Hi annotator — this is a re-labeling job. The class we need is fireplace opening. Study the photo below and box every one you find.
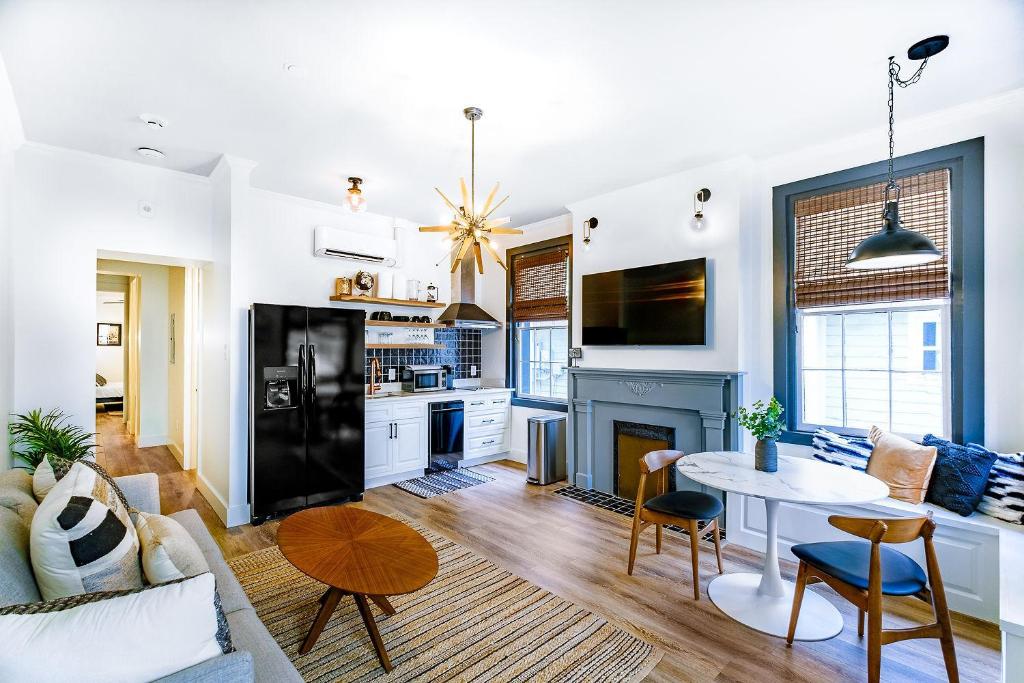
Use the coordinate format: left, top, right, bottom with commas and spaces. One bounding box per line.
613, 421, 675, 502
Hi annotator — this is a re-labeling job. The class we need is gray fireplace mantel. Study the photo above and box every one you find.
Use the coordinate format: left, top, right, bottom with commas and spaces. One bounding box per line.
566, 367, 743, 493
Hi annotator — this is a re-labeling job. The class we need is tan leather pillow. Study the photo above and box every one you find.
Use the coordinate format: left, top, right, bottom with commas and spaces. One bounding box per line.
866, 426, 938, 504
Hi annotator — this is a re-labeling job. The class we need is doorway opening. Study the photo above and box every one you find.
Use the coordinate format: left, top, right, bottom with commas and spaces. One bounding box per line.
95, 258, 200, 476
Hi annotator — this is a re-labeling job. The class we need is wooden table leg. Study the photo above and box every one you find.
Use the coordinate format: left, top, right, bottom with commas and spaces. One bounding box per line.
370, 594, 396, 615
354, 593, 393, 672
318, 588, 331, 605
300, 587, 343, 655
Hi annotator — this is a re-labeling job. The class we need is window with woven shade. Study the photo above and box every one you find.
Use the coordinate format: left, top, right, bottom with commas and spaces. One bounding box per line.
511, 247, 569, 321
793, 168, 951, 309
508, 239, 571, 406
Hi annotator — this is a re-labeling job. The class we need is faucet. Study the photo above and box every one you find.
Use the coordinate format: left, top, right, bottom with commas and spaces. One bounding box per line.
368, 357, 383, 396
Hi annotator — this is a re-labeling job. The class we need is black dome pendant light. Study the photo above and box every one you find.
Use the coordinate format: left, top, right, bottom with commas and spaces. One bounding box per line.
846, 35, 949, 270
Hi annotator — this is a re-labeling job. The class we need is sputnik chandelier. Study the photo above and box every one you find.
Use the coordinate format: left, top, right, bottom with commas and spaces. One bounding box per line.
419, 107, 522, 274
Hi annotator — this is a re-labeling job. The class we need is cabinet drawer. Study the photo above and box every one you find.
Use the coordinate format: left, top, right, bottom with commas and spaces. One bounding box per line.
466, 394, 510, 413
393, 402, 426, 420
365, 404, 391, 424
468, 411, 507, 430
467, 433, 505, 452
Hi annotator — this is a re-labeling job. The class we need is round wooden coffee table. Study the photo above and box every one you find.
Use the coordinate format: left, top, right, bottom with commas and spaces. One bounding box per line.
278, 506, 438, 671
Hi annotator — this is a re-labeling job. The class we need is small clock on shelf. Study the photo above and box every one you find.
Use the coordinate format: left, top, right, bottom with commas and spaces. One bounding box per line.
353, 271, 375, 296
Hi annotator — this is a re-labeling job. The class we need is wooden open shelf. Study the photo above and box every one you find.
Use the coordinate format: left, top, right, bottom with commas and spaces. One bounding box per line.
366, 320, 447, 329
329, 294, 446, 308
365, 343, 445, 350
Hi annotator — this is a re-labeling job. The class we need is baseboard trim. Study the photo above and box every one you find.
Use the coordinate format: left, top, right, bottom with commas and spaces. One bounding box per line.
196, 471, 229, 526
508, 447, 527, 464
135, 434, 170, 448
167, 442, 185, 468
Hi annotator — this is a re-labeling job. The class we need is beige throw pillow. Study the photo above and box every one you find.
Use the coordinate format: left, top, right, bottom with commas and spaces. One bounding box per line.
866, 426, 938, 504
135, 511, 210, 585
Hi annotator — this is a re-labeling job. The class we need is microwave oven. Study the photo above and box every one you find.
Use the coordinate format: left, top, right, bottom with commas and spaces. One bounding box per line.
401, 365, 447, 393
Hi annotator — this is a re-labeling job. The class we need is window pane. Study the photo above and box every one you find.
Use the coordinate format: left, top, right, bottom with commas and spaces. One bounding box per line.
515, 321, 568, 401
892, 372, 944, 436
801, 370, 843, 427
800, 314, 842, 369
892, 309, 942, 372
844, 370, 890, 430
843, 312, 889, 370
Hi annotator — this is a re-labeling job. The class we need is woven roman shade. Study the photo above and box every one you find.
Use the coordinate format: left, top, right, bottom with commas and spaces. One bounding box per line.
512, 247, 569, 321
793, 168, 950, 309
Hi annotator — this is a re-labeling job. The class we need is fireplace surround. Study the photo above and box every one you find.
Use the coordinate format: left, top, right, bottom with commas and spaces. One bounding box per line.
567, 368, 743, 507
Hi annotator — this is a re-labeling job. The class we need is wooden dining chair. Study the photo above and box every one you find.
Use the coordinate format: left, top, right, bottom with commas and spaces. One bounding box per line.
626, 450, 724, 599
786, 514, 958, 683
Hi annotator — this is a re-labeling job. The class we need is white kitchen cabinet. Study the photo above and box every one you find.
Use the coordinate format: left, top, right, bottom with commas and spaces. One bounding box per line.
392, 417, 427, 473
364, 401, 427, 487
364, 420, 393, 479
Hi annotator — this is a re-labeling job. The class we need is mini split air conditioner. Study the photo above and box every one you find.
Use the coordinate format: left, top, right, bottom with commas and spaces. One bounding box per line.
313, 226, 399, 267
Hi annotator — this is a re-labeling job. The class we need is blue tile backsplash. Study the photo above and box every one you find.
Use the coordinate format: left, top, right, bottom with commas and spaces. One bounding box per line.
364, 328, 482, 384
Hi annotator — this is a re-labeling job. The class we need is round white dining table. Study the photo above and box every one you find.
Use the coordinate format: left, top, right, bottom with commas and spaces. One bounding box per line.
677, 450, 890, 641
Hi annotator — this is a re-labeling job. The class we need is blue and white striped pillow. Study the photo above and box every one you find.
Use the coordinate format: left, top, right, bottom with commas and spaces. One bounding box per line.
811, 428, 872, 471
974, 448, 1024, 525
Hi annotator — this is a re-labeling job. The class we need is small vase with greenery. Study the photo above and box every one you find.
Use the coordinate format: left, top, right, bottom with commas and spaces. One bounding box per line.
8, 409, 96, 473
736, 398, 785, 473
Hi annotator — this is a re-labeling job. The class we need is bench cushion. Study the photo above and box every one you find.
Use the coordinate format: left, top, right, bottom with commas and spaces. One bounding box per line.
644, 491, 723, 520
792, 540, 927, 596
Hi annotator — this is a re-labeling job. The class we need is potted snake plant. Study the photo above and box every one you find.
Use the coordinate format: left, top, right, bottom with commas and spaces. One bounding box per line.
737, 398, 785, 473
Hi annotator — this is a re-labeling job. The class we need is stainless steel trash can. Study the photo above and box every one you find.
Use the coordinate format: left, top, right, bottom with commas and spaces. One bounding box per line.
527, 414, 567, 485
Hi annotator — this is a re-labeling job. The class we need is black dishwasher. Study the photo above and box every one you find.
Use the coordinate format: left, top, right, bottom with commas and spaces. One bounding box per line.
429, 400, 464, 468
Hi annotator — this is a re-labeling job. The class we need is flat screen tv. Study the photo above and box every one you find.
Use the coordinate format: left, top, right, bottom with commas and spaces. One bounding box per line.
581, 257, 706, 346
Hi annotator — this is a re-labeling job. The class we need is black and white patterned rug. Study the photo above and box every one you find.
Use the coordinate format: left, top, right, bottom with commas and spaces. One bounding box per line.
394, 465, 495, 499
553, 485, 724, 539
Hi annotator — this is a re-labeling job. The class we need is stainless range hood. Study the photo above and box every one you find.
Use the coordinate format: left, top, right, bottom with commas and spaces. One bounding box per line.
437, 253, 502, 329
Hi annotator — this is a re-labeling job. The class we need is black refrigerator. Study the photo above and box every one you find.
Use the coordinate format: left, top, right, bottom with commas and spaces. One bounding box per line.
249, 304, 365, 522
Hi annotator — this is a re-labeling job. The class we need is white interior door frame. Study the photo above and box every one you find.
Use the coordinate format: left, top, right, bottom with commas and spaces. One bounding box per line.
181, 265, 202, 471
126, 275, 141, 439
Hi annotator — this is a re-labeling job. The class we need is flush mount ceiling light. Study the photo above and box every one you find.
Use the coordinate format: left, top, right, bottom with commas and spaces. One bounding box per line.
691, 188, 711, 231
344, 177, 367, 213
138, 113, 168, 130
582, 217, 598, 251
419, 107, 523, 274
136, 147, 165, 159
847, 35, 949, 270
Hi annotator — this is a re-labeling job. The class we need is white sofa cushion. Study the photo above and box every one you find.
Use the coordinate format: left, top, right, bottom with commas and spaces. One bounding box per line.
0, 572, 231, 683
30, 462, 142, 600
135, 511, 209, 584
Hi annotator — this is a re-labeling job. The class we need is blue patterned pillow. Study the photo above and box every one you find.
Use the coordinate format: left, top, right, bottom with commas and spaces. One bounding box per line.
973, 448, 1024, 525
923, 435, 998, 516
811, 429, 871, 471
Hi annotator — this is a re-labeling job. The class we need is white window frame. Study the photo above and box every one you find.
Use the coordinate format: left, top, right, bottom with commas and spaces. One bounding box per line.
794, 298, 952, 440
514, 319, 569, 403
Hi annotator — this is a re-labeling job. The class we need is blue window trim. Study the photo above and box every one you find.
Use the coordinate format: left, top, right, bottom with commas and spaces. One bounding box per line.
772, 138, 984, 446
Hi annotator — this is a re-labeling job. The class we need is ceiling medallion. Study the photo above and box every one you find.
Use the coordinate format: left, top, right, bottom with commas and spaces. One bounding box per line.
419, 107, 523, 274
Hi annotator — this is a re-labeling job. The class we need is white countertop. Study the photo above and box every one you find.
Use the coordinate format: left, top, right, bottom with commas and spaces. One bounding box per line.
364, 386, 511, 403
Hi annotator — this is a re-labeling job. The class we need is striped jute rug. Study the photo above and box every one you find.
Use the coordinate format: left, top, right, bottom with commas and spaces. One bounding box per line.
228, 519, 662, 682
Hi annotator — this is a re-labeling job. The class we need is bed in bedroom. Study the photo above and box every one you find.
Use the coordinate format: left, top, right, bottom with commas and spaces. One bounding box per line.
96, 374, 124, 411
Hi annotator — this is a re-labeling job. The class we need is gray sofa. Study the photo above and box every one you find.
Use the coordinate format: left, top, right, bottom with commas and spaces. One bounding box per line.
0, 468, 301, 683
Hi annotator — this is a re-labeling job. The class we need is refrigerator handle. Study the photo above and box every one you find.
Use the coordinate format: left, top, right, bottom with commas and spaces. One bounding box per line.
308, 344, 317, 400
298, 344, 306, 406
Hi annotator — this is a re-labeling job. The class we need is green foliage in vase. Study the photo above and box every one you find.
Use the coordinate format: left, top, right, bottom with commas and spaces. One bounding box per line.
737, 398, 785, 442
8, 409, 96, 472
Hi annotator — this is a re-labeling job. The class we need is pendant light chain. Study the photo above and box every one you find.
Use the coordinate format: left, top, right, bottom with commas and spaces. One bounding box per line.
885, 56, 930, 204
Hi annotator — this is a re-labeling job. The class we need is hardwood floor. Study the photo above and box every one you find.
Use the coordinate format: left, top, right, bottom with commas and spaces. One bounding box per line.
96, 412, 1001, 682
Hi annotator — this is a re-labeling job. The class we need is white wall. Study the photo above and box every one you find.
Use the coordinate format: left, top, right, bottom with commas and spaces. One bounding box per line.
167, 267, 185, 462
11, 144, 211, 434
0, 53, 23, 469
94, 291, 125, 384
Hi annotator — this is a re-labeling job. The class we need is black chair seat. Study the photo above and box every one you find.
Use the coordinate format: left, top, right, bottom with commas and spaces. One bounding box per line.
791, 541, 927, 596
643, 491, 723, 520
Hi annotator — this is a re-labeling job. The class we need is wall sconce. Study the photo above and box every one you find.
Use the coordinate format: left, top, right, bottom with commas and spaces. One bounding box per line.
582, 217, 598, 251
691, 188, 710, 230
344, 177, 367, 213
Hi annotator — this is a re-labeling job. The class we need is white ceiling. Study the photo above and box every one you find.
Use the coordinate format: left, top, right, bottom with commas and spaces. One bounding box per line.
1, 1, 1021, 225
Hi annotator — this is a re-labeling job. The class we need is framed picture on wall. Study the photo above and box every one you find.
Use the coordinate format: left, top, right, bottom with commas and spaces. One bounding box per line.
97, 323, 122, 346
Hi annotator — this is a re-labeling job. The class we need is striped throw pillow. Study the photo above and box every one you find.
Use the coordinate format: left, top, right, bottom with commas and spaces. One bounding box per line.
811, 428, 872, 471
30, 462, 143, 600
975, 449, 1024, 525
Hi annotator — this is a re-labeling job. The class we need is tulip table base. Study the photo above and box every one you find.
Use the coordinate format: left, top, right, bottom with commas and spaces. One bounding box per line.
707, 573, 844, 641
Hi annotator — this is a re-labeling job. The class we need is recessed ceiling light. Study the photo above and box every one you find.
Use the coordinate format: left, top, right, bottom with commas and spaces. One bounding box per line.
139, 113, 168, 129
282, 63, 307, 78
136, 147, 165, 159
